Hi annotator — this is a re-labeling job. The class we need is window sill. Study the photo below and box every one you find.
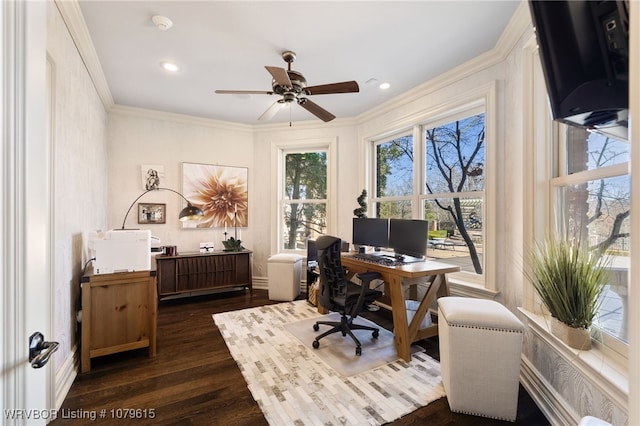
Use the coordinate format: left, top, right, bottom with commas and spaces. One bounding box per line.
448, 274, 499, 299
518, 307, 628, 410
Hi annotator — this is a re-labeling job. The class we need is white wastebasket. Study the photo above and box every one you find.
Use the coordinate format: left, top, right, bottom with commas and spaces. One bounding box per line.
267, 254, 303, 301
405, 300, 432, 328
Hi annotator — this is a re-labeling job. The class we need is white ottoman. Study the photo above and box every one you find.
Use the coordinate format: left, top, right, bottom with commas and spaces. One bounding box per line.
267, 254, 303, 301
437, 296, 524, 422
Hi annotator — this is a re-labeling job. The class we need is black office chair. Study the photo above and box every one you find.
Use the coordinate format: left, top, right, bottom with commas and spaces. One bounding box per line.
312, 235, 383, 356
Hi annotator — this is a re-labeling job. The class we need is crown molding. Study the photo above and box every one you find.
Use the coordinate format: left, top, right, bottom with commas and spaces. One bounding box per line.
54, 0, 114, 110
494, 1, 532, 62
109, 105, 254, 132
111, 102, 358, 131
356, 0, 531, 125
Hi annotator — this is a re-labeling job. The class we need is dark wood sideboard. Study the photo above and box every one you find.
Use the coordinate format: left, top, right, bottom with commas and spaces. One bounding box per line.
155, 250, 252, 298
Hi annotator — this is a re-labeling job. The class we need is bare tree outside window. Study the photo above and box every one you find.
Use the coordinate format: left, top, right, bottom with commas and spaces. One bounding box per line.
373, 114, 486, 275
558, 126, 630, 342
425, 114, 485, 274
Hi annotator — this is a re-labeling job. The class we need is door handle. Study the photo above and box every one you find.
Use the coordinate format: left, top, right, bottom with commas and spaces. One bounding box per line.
29, 332, 59, 369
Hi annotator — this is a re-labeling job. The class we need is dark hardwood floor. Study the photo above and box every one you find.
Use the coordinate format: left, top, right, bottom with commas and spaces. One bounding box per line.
51, 289, 549, 425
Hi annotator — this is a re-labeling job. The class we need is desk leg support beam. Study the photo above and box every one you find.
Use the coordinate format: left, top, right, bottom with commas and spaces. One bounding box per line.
389, 275, 412, 361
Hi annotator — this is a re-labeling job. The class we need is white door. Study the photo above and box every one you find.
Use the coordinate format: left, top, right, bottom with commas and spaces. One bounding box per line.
1, 1, 55, 424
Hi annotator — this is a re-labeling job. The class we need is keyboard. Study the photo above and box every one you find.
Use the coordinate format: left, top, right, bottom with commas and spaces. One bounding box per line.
350, 252, 403, 266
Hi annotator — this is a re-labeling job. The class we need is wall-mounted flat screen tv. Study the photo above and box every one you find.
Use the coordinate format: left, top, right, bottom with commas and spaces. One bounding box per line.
528, 0, 629, 131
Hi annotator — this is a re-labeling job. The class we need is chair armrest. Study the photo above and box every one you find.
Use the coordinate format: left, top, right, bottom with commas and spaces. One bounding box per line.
355, 271, 382, 285
349, 272, 383, 315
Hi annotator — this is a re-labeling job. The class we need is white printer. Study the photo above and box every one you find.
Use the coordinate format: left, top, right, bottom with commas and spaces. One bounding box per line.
90, 230, 151, 274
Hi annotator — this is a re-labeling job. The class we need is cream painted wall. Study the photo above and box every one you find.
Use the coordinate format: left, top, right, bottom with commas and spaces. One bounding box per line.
106, 112, 360, 281
107, 111, 254, 256
47, 2, 108, 377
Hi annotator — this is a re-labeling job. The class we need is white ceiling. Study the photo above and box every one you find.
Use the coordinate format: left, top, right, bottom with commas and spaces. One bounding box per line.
77, 1, 520, 125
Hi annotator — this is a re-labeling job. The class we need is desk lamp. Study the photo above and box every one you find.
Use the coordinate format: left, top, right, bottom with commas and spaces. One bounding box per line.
119, 187, 203, 229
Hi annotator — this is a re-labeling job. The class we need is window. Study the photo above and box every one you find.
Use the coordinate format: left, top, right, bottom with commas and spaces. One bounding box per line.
553, 125, 630, 347
273, 138, 336, 255
373, 134, 414, 218
372, 109, 487, 278
423, 113, 485, 275
281, 151, 328, 250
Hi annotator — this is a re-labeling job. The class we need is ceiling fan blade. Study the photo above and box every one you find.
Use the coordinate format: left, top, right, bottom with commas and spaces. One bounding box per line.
258, 100, 284, 121
304, 81, 359, 95
265, 66, 292, 87
215, 90, 273, 95
297, 98, 335, 122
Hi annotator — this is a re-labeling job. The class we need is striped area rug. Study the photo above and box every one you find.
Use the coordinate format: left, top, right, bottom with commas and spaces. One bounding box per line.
213, 300, 445, 425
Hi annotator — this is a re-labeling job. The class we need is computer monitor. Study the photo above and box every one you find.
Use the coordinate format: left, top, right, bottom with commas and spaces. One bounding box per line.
388, 219, 429, 259
352, 218, 389, 249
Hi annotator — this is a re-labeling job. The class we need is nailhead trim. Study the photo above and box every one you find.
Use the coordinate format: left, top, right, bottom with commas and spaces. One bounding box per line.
446, 321, 523, 334
451, 408, 516, 422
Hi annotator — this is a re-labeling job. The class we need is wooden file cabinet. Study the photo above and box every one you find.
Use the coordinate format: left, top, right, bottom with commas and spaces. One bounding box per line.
80, 270, 157, 373
155, 250, 252, 299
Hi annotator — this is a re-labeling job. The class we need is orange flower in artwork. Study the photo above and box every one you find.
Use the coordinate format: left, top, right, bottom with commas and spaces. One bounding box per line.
182, 163, 248, 228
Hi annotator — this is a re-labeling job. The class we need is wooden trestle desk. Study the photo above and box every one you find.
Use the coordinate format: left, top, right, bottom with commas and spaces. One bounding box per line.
337, 255, 461, 362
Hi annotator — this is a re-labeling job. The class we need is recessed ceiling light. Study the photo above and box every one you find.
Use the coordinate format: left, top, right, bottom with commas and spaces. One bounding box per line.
161, 61, 179, 72
379, 82, 391, 90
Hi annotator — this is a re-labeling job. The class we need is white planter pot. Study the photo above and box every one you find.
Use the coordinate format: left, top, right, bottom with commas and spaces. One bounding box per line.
550, 317, 591, 350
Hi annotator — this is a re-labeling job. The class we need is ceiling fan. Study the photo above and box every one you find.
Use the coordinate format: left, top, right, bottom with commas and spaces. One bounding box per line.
215, 51, 359, 122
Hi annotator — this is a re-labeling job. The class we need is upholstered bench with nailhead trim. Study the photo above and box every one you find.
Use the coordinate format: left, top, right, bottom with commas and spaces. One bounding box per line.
437, 296, 524, 422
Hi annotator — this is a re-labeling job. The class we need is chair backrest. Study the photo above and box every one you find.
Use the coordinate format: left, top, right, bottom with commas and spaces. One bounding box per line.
316, 235, 348, 309
306, 239, 317, 263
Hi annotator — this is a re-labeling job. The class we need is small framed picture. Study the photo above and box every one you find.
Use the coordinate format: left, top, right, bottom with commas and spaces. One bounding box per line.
138, 203, 166, 224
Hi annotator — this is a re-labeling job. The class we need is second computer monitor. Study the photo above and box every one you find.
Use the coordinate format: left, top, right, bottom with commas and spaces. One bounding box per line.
389, 219, 429, 259
352, 217, 389, 249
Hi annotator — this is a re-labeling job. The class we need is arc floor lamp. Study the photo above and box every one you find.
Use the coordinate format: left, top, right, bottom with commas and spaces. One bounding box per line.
119, 187, 203, 230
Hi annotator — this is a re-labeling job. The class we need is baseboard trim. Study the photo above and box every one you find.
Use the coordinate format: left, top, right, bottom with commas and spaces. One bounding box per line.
252, 276, 310, 294
253, 276, 268, 290
520, 357, 574, 426
54, 345, 78, 410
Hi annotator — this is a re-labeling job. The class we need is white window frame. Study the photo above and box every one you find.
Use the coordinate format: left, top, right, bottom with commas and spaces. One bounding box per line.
418, 105, 488, 286
371, 130, 417, 217
521, 35, 630, 397
270, 137, 337, 255
552, 127, 630, 361
365, 82, 497, 295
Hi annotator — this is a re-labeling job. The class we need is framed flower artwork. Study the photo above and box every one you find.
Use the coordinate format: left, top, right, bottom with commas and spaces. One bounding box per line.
181, 162, 248, 229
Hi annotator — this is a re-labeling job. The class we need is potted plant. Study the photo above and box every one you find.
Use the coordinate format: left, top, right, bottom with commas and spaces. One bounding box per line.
353, 189, 368, 218
524, 235, 610, 350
